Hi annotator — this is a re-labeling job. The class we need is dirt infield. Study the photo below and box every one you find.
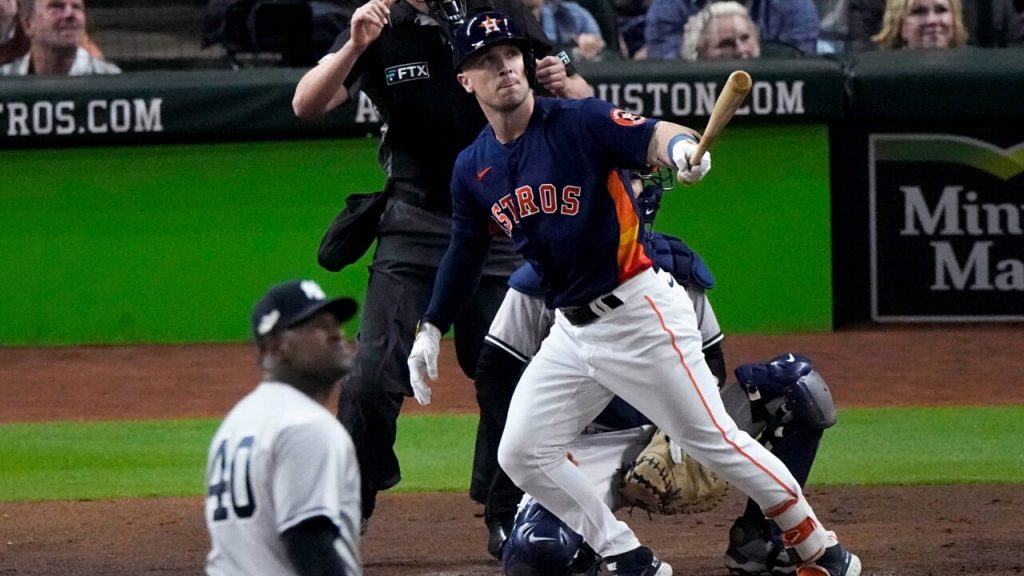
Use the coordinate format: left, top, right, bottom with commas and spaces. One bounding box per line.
1, 325, 1022, 575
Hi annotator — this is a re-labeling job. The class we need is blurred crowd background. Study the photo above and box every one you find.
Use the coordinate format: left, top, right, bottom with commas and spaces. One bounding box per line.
1, 0, 1021, 75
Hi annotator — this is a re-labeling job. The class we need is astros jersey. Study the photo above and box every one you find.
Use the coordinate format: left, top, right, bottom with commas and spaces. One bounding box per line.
442, 97, 657, 314
204, 382, 362, 576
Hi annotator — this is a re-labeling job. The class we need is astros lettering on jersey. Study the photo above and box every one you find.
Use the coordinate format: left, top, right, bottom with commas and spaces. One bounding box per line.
446, 97, 657, 313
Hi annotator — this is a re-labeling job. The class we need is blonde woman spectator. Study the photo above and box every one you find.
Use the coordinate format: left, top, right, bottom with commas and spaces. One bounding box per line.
872, 0, 968, 49
681, 1, 760, 60
851, 0, 1020, 50
0, 0, 119, 75
645, 0, 817, 60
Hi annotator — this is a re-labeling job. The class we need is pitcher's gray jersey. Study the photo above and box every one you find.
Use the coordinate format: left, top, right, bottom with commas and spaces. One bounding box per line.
205, 382, 362, 576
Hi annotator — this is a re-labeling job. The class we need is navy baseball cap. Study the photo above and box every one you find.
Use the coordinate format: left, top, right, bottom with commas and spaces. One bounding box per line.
452, 11, 532, 71
251, 279, 357, 339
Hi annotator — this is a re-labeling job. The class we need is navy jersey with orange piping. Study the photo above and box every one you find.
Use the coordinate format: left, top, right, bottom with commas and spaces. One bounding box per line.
422, 97, 657, 332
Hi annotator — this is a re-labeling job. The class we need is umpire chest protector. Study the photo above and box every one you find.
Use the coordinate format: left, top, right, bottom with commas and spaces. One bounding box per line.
343, 11, 485, 209
339, 0, 553, 213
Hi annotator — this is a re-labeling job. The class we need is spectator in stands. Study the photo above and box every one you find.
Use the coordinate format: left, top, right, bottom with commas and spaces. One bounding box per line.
1010, 2, 1024, 44
522, 0, 609, 60
611, 0, 651, 57
847, 0, 883, 49
851, 0, 1023, 50
0, 0, 118, 75
202, 0, 354, 66
871, 0, 967, 49
681, 0, 759, 60
1, 0, 30, 65
644, 0, 818, 60
813, 0, 849, 53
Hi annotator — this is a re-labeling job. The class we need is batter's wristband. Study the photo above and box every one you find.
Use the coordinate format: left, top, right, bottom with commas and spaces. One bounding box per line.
667, 133, 699, 169
556, 50, 579, 77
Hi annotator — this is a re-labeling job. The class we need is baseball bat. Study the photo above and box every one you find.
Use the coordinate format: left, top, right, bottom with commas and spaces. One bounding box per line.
689, 70, 752, 165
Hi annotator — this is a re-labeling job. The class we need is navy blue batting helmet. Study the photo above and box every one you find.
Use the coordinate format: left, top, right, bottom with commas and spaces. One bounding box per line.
453, 11, 533, 71
502, 499, 584, 576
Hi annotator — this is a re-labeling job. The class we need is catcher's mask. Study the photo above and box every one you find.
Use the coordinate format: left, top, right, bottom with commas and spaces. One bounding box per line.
452, 11, 534, 74
635, 167, 674, 231
425, 0, 466, 26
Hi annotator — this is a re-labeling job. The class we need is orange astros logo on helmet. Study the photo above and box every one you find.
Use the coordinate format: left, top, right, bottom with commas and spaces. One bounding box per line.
479, 15, 504, 34
454, 11, 531, 71
610, 109, 648, 127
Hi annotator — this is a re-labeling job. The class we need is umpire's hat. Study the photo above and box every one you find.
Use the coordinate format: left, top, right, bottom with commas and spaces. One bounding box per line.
251, 279, 357, 339
452, 11, 533, 71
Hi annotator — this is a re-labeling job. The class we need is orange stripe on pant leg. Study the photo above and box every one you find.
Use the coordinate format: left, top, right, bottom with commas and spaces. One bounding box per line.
765, 498, 799, 518
644, 296, 799, 500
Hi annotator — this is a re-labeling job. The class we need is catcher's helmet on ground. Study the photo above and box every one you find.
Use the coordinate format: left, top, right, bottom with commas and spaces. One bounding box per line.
452, 11, 533, 71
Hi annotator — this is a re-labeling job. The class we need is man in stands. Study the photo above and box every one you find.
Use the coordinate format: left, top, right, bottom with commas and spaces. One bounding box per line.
0, 0, 119, 75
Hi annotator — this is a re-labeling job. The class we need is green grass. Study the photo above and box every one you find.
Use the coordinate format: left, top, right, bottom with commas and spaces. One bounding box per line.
0, 419, 217, 500
811, 406, 1024, 485
0, 407, 1021, 502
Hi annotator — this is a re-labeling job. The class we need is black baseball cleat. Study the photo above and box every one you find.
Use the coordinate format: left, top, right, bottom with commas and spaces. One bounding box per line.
604, 546, 672, 576
723, 516, 796, 576
486, 516, 513, 560
569, 542, 602, 576
796, 543, 861, 576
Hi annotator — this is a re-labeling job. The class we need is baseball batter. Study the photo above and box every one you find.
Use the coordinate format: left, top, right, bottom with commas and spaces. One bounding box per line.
407, 13, 860, 576
471, 171, 725, 559
204, 280, 362, 576
477, 214, 835, 575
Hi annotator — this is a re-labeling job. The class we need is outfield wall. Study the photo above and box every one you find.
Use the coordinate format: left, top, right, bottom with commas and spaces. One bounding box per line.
1, 51, 1020, 345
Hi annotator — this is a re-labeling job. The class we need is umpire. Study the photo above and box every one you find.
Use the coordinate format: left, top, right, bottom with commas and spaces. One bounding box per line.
292, 0, 592, 554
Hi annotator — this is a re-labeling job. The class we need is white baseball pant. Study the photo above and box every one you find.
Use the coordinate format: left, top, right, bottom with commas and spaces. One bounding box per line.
497, 268, 832, 560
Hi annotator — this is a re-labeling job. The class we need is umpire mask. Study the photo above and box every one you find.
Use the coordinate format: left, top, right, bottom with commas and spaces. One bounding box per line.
425, 0, 467, 27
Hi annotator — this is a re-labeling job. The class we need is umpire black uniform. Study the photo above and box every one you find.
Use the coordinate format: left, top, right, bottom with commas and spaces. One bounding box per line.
310, 0, 582, 539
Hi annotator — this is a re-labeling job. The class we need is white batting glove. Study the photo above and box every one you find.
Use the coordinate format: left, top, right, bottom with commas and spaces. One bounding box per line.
669, 135, 712, 185
407, 321, 441, 405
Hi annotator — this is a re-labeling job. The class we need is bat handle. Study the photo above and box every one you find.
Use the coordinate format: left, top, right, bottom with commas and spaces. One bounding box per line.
688, 140, 709, 168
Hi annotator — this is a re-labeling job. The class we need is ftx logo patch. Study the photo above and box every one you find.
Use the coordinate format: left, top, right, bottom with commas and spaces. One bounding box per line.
385, 62, 430, 85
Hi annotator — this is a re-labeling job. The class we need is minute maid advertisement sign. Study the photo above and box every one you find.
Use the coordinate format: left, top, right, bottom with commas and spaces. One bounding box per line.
869, 134, 1024, 321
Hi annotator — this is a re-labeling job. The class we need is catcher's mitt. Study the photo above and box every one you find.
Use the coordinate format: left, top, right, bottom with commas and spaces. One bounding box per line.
619, 429, 729, 514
